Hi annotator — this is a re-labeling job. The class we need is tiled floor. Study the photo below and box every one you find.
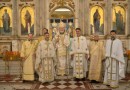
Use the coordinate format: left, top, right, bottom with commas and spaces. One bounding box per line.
0, 74, 130, 90
38, 79, 86, 90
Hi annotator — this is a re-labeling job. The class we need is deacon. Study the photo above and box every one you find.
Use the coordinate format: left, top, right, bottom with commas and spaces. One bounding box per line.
103, 30, 125, 88
88, 34, 105, 83
70, 28, 89, 80
20, 33, 38, 81
35, 32, 56, 83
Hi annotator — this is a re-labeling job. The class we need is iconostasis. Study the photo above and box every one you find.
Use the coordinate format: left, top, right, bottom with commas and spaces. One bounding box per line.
0, 0, 129, 51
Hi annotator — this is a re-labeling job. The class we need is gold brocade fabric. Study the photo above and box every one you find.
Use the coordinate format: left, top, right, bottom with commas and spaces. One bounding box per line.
57, 34, 67, 56
21, 40, 38, 81
88, 41, 105, 81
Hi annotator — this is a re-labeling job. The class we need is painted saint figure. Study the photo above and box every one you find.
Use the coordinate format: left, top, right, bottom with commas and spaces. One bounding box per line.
2, 9, 10, 32
114, 9, 124, 34
93, 9, 101, 33
24, 10, 31, 31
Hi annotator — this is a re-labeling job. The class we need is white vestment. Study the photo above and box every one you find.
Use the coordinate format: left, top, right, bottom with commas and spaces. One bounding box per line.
35, 40, 56, 83
70, 36, 89, 79
53, 33, 70, 76
104, 38, 125, 87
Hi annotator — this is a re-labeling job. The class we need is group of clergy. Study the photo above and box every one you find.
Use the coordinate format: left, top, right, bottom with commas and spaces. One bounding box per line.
20, 21, 125, 88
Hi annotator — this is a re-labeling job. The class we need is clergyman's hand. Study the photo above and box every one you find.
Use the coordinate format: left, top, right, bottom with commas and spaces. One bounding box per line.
21, 57, 25, 61
33, 53, 36, 58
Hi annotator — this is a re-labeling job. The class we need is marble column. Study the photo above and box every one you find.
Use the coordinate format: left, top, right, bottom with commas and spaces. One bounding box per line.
107, 0, 112, 34
12, 0, 17, 36
35, 0, 40, 36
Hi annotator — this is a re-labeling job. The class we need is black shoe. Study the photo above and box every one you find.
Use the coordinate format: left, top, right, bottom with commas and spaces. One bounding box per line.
106, 85, 110, 86
74, 78, 79, 81
95, 81, 100, 83
64, 74, 68, 76
34, 78, 39, 81
22, 80, 26, 83
90, 80, 96, 83
81, 78, 86, 81
34, 72, 39, 80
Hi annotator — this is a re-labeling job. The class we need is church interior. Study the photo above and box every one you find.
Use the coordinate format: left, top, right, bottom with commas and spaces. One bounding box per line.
0, 0, 130, 90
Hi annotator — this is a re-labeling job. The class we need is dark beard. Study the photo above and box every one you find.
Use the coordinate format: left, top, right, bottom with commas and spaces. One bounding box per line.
111, 36, 115, 40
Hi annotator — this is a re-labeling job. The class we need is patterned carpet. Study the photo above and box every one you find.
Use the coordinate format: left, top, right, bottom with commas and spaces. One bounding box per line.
88, 82, 130, 90
0, 75, 22, 83
87, 74, 130, 90
0, 83, 37, 90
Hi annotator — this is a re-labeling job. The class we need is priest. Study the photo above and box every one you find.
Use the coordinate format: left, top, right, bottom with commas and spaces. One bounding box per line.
103, 30, 125, 88
35, 32, 56, 83
70, 28, 89, 80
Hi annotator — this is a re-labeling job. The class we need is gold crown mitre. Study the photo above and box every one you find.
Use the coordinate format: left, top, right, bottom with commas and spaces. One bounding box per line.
59, 21, 66, 28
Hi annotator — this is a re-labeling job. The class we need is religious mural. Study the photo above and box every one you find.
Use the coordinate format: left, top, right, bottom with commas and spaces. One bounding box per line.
90, 6, 104, 35
21, 6, 34, 35
112, 6, 125, 35
0, 7, 12, 36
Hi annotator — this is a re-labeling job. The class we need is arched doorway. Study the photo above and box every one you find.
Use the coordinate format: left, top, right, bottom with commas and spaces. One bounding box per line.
49, 0, 75, 38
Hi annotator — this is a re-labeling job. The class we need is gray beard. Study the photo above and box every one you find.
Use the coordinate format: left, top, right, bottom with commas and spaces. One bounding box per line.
59, 32, 64, 34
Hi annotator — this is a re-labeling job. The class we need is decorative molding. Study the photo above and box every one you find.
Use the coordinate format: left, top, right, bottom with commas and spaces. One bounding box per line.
7, 4, 12, 8
19, 3, 35, 8
49, 0, 75, 12
100, 3, 105, 7
0, 3, 12, 8
91, 0, 104, 1
112, 3, 128, 9
20, 0, 33, 2
114, 0, 126, 1
0, 0, 11, 2
19, 4, 24, 7
89, 3, 105, 8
